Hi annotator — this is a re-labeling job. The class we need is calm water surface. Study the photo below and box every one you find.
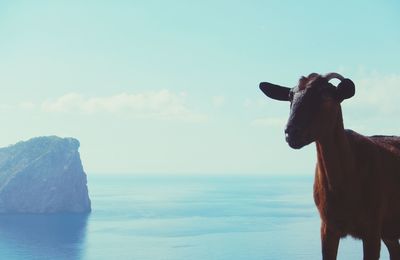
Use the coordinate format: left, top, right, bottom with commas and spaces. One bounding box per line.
0, 175, 390, 259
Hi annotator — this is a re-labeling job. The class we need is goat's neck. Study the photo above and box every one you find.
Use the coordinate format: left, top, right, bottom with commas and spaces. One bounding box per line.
315, 109, 354, 191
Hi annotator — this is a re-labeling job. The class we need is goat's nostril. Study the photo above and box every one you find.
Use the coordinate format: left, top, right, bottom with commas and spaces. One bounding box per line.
285, 125, 301, 137
285, 125, 305, 148
285, 132, 290, 142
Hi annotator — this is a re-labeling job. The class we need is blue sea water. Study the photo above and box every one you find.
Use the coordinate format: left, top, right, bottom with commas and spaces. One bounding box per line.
0, 175, 390, 259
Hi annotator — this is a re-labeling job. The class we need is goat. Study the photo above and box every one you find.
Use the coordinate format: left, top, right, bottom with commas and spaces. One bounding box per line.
260, 73, 400, 260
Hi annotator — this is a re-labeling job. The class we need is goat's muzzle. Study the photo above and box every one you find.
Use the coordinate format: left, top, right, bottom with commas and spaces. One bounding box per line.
285, 125, 308, 149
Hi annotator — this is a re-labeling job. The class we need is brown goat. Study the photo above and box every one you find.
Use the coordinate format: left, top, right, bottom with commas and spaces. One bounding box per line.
260, 73, 400, 260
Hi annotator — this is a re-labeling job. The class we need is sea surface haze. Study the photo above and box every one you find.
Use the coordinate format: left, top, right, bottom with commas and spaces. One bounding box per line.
0, 175, 390, 259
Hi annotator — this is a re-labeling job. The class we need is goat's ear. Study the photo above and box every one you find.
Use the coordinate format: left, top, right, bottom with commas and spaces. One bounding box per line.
259, 82, 290, 101
337, 79, 355, 102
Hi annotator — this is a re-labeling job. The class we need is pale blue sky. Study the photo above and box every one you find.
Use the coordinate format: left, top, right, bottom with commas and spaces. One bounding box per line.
0, 1, 399, 174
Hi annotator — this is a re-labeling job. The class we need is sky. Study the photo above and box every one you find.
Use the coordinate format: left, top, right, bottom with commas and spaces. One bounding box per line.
0, 0, 399, 175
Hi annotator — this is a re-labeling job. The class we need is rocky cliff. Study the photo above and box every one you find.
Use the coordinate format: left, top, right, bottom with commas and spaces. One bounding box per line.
0, 136, 91, 213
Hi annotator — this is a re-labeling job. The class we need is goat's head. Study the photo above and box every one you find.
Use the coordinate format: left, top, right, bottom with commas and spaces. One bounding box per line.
260, 73, 355, 149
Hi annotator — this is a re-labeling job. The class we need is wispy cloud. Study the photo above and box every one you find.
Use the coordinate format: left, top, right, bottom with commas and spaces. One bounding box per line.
343, 72, 400, 134
23, 90, 207, 122
243, 98, 267, 109
212, 96, 225, 107
350, 73, 400, 114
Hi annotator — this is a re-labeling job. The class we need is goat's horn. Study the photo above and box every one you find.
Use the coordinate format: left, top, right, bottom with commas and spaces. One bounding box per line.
324, 73, 345, 81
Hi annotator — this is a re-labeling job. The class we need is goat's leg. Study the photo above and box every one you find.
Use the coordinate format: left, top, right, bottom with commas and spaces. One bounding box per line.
362, 236, 381, 260
383, 239, 400, 260
321, 222, 340, 260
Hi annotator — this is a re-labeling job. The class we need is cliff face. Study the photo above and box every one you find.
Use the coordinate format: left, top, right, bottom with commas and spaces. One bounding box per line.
0, 136, 91, 213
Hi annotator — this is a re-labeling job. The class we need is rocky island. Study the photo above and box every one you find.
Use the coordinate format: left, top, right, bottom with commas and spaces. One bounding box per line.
0, 136, 91, 213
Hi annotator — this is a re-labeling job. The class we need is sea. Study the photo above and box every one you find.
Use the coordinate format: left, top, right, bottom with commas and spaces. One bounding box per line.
0, 175, 391, 260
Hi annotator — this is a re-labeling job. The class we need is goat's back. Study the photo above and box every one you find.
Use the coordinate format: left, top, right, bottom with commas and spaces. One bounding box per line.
369, 135, 400, 155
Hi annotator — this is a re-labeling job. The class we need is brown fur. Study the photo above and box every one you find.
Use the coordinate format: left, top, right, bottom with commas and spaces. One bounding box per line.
261, 73, 400, 259
298, 73, 320, 90
312, 99, 400, 260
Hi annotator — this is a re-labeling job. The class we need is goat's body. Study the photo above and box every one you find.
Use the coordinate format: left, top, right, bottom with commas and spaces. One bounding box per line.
314, 129, 400, 245
370, 135, 400, 154
261, 73, 400, 258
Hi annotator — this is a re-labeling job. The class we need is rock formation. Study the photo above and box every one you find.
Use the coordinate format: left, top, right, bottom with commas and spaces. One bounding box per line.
0, 136, 91, 213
